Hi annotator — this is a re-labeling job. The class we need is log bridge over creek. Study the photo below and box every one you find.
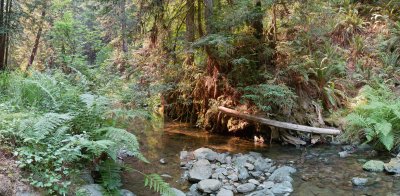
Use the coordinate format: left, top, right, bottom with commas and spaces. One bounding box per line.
218, 106, 342, 135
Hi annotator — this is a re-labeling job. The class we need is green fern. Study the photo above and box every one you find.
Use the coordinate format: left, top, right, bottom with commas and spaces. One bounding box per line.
99, 159, 122, 190
94, 127, 148, 162
345, 84, 400, 151
144, 174, 175, 196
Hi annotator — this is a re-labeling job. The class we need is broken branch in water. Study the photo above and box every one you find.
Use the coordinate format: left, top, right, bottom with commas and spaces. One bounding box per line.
217, 106, 342, 135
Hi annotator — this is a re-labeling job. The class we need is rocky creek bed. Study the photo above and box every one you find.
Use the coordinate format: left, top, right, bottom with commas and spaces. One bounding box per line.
179, 147, 296, 196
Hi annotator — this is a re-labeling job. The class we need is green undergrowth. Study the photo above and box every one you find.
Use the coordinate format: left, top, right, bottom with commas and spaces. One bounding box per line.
0, 71, 173, 195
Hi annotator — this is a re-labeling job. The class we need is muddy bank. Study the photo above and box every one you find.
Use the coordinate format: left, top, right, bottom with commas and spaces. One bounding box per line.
0, 151, 40, 196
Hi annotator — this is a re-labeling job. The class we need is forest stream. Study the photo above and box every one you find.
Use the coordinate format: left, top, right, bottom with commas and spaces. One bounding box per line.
122, 123, 400, 196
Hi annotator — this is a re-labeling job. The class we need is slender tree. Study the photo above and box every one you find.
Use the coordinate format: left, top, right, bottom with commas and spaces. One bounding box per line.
28, 2, 47, 68
185, 0, 195, 65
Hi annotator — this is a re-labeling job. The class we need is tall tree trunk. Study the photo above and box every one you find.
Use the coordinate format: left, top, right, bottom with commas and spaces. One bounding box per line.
185, 0, 195, 65
203, 0, 214, 35
0, 0, 6, 70
197, 0, 204, 37
120, 0, 128, 53
251, 0, 263, 40
4, 0, 11, 68
28, 8, 46, 68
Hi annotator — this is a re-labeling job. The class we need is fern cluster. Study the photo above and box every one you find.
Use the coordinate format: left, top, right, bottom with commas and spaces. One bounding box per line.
345, 84, 400, 151
0, 70, 172, 195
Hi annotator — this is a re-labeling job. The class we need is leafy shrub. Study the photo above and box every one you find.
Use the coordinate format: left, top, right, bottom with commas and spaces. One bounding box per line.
345, 84, 400, 151
241, 84, 297, 113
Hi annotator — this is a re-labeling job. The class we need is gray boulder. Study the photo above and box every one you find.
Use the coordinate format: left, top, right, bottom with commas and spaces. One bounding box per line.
237, 183, 256, 193
384, 158, 400, 174
120, 189, 136, 196
268, 166, 296, 183
254, 158, 272, 172
77, 184, 104, 196
198, 179, 222, 193
363, 160, 384, 172
352, 177, 368, 186
194, 148, 218, 161
189, 159, 212, 182
271, 181, 293, 194
216, 189, 234, 196
260, 181, 274, 189
238, 167, 250, 180
246, 189, 275, 196
168, 188, 185, 196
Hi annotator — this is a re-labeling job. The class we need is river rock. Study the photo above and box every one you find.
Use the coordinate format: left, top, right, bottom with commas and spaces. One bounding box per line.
271, 181, 293, 194
260, 181, 274, 189
77, 184, 104, 196
227, 174, 238, 181
120, 189, 136, 196
216, 189, 234, 196
167, 188, 185, 196
160, 158, 167, 164
194, 148, 218, 161
237, 183, 256, 193
254, 158, 271, 172
238, 167, 250, 180
363, 160, 384, 172
188, 184, 202, 196
384, 158, 400, 174
352, 177, 368, 186
245, 163, 255, 171
189, 159, 212, 182
250, 171, 263, 178
268, 166, 296, 183
217, 153, 228, 163
215, 168, 228, 176
248, 179, 260, 185
246, 189, 274, 196
198, 179, 222, 193
338, 151, 349, 158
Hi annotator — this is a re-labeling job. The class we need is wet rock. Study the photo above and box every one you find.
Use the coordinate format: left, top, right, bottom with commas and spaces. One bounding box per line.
342, 145, 356, 152
189, 159, 212, 182
161, 174, 173, 178
271, 181, 293, 194
268, 166, 296, 183
77, 184, 104, 196
237, 183, 256, 193
120, 189, 136, 196
363, 160, 384, 172
216, 189, 234, 196
198, 179, 222, 193
357, 143, 372, 151
352, 177, 368, 186
188, 184, 202, 196
260, 181, 274, 189
194, 148, 218, 161
215, 168, 228, 176
80, 169, 94, 184
245, 163, 255, 171
338, 151, 349, 158
227, 174, 238, 181
238, 167, 250, 180
160, 158, 167, 164
245, 189, 274, 196
384, 158, 400, 174
248, 179, 260, 185
254, 158, 272, 172
250, 171, 263, 178
217, 153, 228, 163
168, 188, 185, 196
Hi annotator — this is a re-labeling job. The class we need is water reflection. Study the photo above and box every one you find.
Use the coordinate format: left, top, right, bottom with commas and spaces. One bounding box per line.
122, 122, 400, 196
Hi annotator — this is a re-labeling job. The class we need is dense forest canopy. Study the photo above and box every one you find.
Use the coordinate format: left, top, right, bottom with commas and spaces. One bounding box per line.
0, 0, 399, 195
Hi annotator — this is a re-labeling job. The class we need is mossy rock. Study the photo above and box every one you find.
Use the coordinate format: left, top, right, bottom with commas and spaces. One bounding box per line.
363, 160, 384, 172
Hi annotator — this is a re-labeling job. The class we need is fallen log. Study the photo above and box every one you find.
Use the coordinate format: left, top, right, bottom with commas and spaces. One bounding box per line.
218, 106, 341, 135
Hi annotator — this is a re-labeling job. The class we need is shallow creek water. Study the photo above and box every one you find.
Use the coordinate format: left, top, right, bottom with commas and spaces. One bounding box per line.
122, 122, 400, 196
